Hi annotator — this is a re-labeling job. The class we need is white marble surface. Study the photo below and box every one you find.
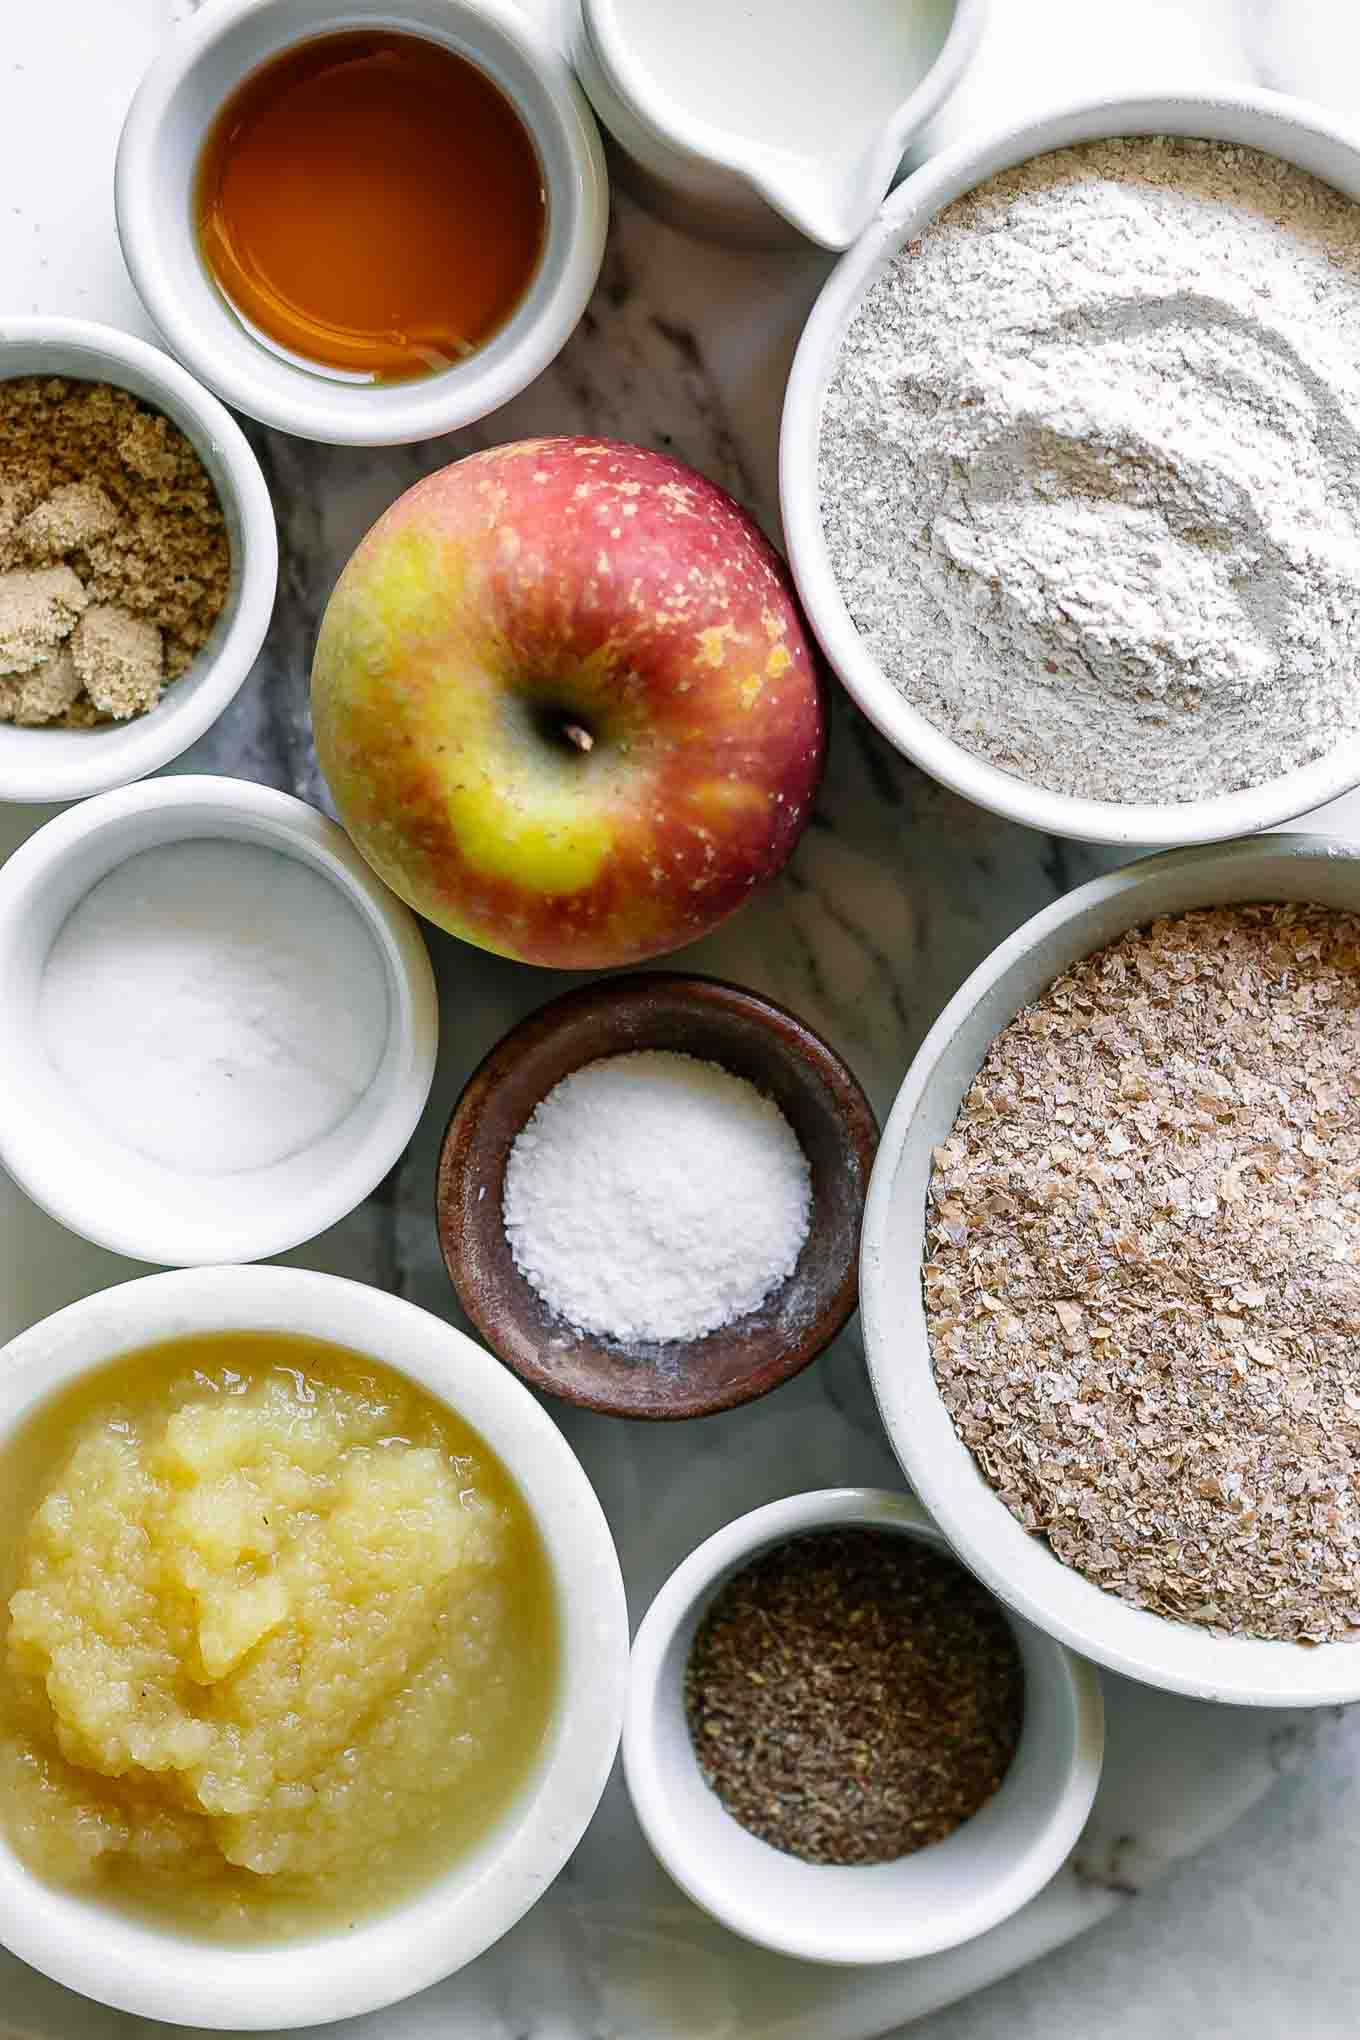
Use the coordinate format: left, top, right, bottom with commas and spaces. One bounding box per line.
6, 1, 1360, 2037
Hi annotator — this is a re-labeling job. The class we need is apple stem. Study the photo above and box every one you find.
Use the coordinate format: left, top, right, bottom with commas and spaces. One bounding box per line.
563, 723, 595, 753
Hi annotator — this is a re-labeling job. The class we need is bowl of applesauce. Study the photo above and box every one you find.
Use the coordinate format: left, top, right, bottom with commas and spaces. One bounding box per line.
0, 1265, 629, 2029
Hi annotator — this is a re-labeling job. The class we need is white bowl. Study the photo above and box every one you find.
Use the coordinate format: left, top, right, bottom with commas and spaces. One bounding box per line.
0, 1264, 629, 2028
862, 832, 1360, 1708
0, 316, 276, 803
781, 87, 1360, 848
0, 774, 438, 1266
115, 0, 608, 445
623, 1486, 1103, 1965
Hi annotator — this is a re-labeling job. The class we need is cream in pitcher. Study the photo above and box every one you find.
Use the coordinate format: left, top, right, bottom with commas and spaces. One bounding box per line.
577, 0, 983, 246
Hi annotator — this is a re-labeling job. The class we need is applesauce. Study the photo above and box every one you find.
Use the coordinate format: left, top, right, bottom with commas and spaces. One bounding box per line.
0, 1333, 558, 1939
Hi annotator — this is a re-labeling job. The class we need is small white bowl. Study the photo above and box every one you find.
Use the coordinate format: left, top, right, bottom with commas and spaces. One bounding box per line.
861, 832, 1360, 1708
781, 87, 1360, 847
0, 775, 438, 1266
0, 1264, 629, 2028
0, 316, 276, 804
115, 0, 608, 445
623, 1486, 1103, 1966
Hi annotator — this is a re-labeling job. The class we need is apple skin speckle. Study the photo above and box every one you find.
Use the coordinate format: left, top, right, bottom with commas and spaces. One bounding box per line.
312, 437, 828, 970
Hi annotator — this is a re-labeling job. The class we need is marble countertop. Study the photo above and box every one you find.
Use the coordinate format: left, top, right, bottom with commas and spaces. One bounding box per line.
6, 0, 1360, 2036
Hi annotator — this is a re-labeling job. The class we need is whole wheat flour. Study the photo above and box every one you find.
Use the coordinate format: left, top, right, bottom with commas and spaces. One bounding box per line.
819, 139, 1360, 805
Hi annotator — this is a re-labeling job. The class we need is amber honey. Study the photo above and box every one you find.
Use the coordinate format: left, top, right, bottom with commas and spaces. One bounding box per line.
194, 32, 546, 383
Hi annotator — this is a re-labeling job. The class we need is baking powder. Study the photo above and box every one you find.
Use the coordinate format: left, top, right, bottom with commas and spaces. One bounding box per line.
39, 839, 389, 1176
819, 138, 1360, 804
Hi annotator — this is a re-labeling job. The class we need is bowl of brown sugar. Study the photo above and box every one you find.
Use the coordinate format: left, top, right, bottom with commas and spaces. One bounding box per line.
0, 316, 276, 803
863, 831, 1360, 1708
622, 1486, 1103, 1964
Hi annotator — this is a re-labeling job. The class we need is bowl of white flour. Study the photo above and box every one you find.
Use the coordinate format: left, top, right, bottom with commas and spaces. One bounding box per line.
782, 90, 1360, 846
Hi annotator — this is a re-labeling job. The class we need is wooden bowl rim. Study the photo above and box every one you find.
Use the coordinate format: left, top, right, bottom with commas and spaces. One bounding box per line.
435, 971, 879, 1419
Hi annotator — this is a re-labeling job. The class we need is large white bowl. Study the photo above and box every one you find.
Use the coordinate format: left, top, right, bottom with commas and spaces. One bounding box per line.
0, 1265, 630, 2028
115, 0, 608, 445
781, 88, 1360, 848
0, 776, 438, 1266
623, 1486, 1103, 1965
0, 317, 276, 803
861, 832, 1360, 1707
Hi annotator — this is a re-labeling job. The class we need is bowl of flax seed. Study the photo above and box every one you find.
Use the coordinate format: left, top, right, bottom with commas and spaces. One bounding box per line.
862, 831, 1360, 1708
622, 1486, 1103, 1965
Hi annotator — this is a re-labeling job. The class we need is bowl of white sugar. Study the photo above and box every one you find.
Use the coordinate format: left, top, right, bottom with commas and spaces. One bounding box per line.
436, 974, 878, 1419
0, 774, 438, 1265
782, 89, 1360, 847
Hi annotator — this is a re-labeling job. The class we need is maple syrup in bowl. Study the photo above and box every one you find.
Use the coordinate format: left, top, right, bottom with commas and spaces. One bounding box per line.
195, 32, 546, 384
114, 0, 608, 444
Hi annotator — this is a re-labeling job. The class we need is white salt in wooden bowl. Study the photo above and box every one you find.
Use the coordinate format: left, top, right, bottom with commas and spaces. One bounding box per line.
780, 88, 1360, 848
861, 833, 1360, 1707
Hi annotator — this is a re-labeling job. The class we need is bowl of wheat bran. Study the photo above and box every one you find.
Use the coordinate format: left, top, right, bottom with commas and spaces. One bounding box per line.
862, 833, 1360, 1707
0, 317, 276, 803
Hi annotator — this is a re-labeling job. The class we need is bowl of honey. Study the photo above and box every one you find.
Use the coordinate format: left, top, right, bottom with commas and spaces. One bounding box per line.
114, 0, 608, 445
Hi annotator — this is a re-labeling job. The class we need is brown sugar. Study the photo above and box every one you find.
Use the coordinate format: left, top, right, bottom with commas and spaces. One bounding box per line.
0, 566, 88, 677
71, 606, 164, 721
0, 378, 230, 727
19, 481, 119, 555
3, 647, 83, 727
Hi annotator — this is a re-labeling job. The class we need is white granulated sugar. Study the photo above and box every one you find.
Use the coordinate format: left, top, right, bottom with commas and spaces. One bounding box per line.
502, 1050, 812, 1345
40, 840, 389, 1176
818, 138, 1360, 805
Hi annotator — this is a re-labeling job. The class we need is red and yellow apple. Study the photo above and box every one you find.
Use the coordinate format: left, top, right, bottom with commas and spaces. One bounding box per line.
311, 436, 826, 969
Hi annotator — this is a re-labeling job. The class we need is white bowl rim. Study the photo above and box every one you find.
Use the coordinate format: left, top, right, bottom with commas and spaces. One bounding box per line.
0, 1264, 630, 2028
0, 775, 439, 1266
581, 0, 988, 251
861, 831, 1360, 1707
0, 315, 277, 802
780, 85, 1360, 846
114, 0, 608, 445
623, 1484, 1104, 1965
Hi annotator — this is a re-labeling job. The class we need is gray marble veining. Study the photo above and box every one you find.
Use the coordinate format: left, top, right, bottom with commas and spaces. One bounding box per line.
6, 0, 1360, 2036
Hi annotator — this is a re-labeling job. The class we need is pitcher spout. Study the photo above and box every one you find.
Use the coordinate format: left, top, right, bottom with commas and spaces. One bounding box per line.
751, 147, 892, 252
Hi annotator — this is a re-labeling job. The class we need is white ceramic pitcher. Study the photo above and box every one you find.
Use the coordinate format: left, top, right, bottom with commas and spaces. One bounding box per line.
575, 0, 987, 249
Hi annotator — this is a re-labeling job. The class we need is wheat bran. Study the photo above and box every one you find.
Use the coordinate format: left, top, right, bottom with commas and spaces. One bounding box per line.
926, 903, 1360, 1644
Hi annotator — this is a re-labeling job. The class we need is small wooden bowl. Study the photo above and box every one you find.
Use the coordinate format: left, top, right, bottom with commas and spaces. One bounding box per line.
436, 973, 879, 1420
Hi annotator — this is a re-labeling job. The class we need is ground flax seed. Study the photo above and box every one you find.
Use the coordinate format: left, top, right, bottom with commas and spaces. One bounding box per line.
0, 377, 229, 725
683, 1529, 1023, 1864
926, 903, 1360, 1645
